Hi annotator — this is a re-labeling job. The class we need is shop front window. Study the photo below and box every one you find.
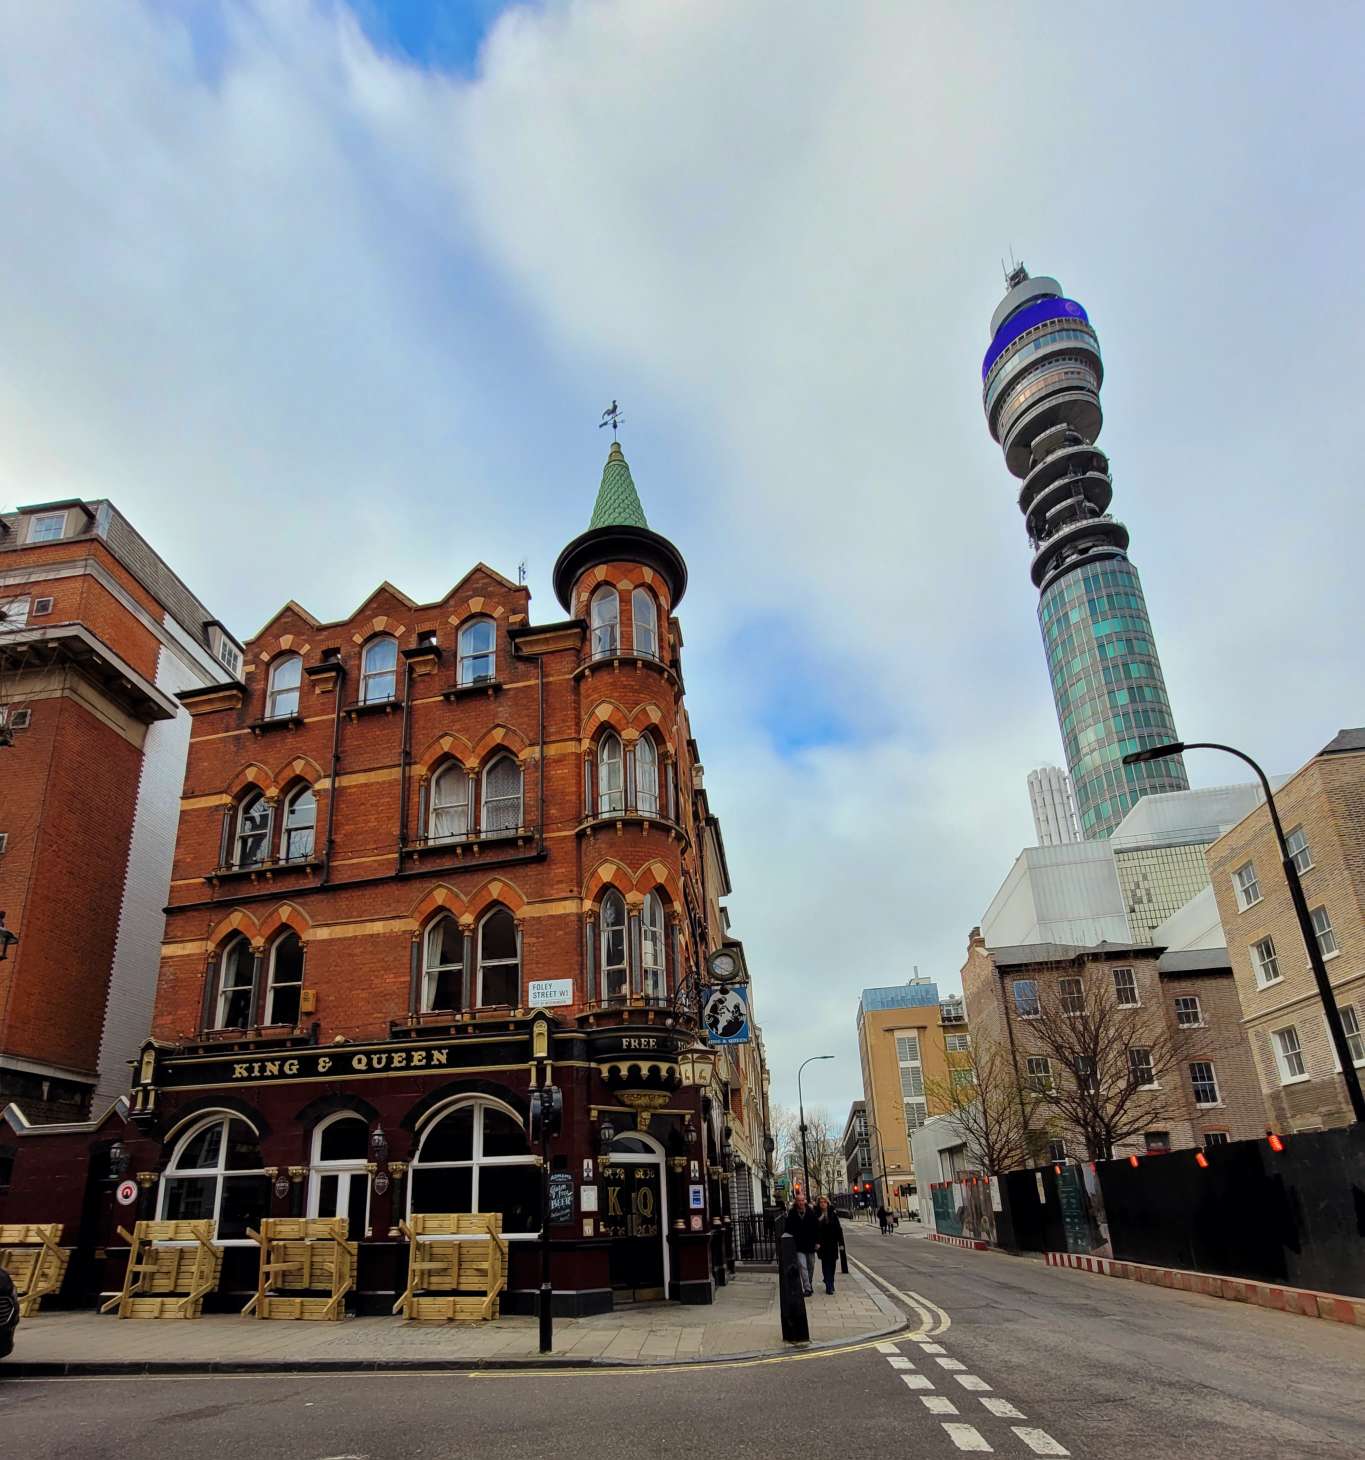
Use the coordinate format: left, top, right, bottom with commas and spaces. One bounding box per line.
159, 1115, 269, 1241
409, 1098, 539, 1235
307, 1114, 370, 1235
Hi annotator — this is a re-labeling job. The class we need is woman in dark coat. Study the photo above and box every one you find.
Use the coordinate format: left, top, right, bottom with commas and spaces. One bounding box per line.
815, 1196, 844, 1295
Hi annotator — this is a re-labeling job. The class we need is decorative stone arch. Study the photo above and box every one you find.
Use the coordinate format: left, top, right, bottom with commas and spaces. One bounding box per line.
471, 722, 531, 766
163, 1099, 268, 1148
351, 615, 406, 646
408, 883, 467, 926
414, 732, 476, 781
257, 901, 313, 945
584, 859, 634, 902
447, 595, 507, 627
575, 564, 672, 621
627, 702, 668, 732
581, 698, 630, 743
634, 859, 683, 907
207, 908, 262, 953
272, 755, 325, 793
464, 876, 528, 922
256, 633, 313, 666
226, 762, 276, 800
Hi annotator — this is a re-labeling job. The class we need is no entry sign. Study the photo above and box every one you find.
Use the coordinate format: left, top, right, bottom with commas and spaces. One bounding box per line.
115, 1179, 138, 1206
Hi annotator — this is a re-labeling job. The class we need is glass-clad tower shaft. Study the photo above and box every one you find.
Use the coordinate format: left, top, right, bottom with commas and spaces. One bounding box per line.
982, 266, 1187, 838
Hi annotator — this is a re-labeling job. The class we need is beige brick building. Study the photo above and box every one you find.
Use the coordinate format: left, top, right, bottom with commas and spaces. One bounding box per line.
961, 934, 1266, 1162
1206, 729, 1365, 1132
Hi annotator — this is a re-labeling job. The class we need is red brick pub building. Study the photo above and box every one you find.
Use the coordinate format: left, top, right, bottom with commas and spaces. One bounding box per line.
1, 445, 767, 1314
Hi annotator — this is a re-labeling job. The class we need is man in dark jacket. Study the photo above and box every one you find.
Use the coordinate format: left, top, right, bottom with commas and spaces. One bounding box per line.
784, 1190, 820, 1296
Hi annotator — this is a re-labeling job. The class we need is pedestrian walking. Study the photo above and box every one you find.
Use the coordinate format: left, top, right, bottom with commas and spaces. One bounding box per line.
877, 1204, 889, 1235
815, 1196, 843, 1295
783, 1189, 819, 1296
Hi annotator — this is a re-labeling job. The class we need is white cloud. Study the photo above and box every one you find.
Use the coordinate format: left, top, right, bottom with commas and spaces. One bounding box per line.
1, 2, 1361, 1117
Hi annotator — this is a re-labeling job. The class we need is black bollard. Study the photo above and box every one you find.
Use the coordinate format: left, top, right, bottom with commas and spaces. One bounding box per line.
778, 1232, 810, 1344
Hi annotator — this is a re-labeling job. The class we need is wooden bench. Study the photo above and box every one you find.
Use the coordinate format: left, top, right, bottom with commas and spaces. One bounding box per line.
242, 1218, 357, 1321
0, 1224, 71, 1317
394, 1213, 507, 1322
100, 1220, 223, 1319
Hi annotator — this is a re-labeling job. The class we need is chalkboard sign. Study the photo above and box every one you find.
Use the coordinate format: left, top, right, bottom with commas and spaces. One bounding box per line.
549, 1172, 575, 1224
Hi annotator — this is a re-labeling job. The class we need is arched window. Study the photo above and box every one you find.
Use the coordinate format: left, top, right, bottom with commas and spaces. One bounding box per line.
590, 587, 619, 659
597, 733, 624, 815
429, 764, 469, 841
159, 1115, 269, 1240
477, 908, 520, 1007
635, 735, 659, 816
601, 891, 628, 1002
215, 936, 257, 1029
410, 1098, 538, 1234
422, 916, 463, 1011
631, 587, 658, 659
641, 891, 666, 1001
307, 1113, 370, 1234
266, 653, 302, 719
360, 635, 398, 704
282, 786, 316, 862
233, 791, 271, 868
481, 755, 522, 834
457, 618, 496, 685
264, 931, 304, 1025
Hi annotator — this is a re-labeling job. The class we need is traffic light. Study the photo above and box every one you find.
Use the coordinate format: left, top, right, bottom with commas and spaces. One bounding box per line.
528, 1085, 563, 1144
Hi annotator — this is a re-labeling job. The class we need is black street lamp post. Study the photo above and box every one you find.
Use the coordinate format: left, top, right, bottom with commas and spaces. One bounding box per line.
796, 1054, 834, 1198
1124, 740, 1365, 1124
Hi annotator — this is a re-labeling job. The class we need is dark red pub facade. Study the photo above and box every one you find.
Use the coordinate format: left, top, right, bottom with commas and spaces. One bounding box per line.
0, 444, 768, 1314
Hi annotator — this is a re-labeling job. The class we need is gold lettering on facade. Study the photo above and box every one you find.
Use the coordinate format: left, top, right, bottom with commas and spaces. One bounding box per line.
431, 1050, 448, 1066
284, 1059, 299, 1075
233, 1064, 249, 1080
352, 1054, 368, 1071
635, 1187, 656, 1219
318, 1056, 332, 1072
607, 1188, 623, 1216
263, 1061, 280, 1077
391, 1051, 407, 1068
411, 1051, 427, 1067
371, 1053, 388, 1070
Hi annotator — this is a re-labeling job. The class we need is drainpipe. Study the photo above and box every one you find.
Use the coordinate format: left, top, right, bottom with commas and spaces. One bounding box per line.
320, 660, 346, 886
397, 656, 414, 871
536, 654, 545, 852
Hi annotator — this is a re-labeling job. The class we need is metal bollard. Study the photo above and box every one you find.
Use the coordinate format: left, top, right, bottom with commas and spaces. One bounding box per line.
778, 1232, 810, 1343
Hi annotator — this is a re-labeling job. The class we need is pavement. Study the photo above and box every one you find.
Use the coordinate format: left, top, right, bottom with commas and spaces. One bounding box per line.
4, 1225, 1363, 1459
0, 1266, 902, 1372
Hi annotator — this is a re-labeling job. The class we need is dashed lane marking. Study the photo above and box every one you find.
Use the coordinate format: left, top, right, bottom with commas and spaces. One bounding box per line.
900, 1373, 935, 1391
921, 1395, 959, 1415
942, 1422, 993, 1452
918, 1341, 946, 1353
979, 1397, 1026, 1419
936, 1357, 967, 1371
1012, 1427, 1069, 1456
954, 1374, 992, 1391
887, 1356, 915, 1370
875, 1342, 901, 1354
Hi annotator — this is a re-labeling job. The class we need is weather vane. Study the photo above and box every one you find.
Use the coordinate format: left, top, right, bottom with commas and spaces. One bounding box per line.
599, 400, 624, 440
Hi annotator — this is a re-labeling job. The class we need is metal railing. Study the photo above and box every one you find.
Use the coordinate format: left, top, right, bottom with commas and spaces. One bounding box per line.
733, 1212, 780, 1265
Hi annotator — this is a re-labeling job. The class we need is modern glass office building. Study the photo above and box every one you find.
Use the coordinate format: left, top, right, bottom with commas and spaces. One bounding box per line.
982, 267, 1187, 838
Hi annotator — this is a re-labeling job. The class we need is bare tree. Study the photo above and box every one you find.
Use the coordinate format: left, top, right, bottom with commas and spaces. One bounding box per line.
799, 1107, 844, 1196
924, 1042, 1041, 1175
1023, 973, 1195, 1162
0, 588, 36, 748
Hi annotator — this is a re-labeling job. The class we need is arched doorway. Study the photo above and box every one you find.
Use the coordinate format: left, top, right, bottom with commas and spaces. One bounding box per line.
601, 1131, 669, 1302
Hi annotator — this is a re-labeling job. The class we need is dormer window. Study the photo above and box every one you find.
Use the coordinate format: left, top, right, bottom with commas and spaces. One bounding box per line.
266, 654, 302, 718
208, 624, 243, 678
27, 511, 66, 544
458, 619, 496, 685
360, 636, 398, 703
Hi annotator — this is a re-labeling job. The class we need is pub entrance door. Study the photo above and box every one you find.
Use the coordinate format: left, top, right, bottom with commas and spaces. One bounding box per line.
601, 1135, 668, 1301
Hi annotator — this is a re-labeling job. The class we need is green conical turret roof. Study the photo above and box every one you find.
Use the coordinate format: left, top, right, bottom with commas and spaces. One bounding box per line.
589, 441, 648, 530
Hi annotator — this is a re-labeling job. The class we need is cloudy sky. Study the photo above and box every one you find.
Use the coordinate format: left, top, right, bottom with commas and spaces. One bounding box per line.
2, 2, 1361, 1118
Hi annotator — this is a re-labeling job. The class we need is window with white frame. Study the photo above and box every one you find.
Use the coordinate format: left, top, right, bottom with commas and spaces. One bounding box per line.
903, 1099, 928, 1130
944, 1033, 971, 1052
589, 587, 619, 659
27, 511, 66, 544
1309, 905, 1338, 958
1075, 1055, 1097, 1093
209, 626, 242, 678
597, 734, 624, 814
1189, 1061, 1220, 1106
266, 654, 302, 718
1060, 976, 1085, 1016
481, 756, 522, 833
409, 1098, 539, 1234
264, 932, 304, 1025
1047, 1138, 1067, 1162
214, 937, 256, 1029
896, 1034, 926, 1130
307, 1115, 370, 1234
429, 765, 470, 841
1252, 936, 1281, 986
457, 618, 496, 685
1174, 995, 1203, 1027
477, 908, 519, 1006
233, 791, 271, 868
1025, 1055, 1053, 1091
1013, 979, 1040, 1018
641, 891, 667, 1000
631, 587, 658, 659
1285, 825, 1312, 875
949, 1067, 976, 1090
1272, 1025, 1307, 1082
635, 735, 659, 816
1128, 1046, 1156, 1089
1341, 1005, 1365, 1066
422, 917, 463, 1011
1112, 967, 1139, 1007
159, 1115, 269, 1240
1233, 861, 1261, 911
360, 636, 398, 703
281, 786, 315, 861
600, 891, 628, 1001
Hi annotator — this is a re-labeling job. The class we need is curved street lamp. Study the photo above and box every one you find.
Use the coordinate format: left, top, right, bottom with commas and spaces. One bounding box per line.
1124, 740, 1364, 1123
797, 1054, 835, 1198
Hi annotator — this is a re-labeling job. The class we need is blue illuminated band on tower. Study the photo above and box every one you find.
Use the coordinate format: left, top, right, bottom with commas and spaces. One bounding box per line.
981, 267, 1187, 839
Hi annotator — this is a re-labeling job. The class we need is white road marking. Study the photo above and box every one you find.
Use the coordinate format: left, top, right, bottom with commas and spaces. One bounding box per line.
887, 1356, 915, 1370
943, 1423, 993, 1452
936, 1356, 967, 1371
954, 1374, 992, 1391
918, 1341, 947, 1353
1011, 1428, 1069, 1456
846, 1253, 952, 1335
875, 1341, 901, 1354
900, 1373, 935, 1390
921, 1395, 959, 1415
980, 1397, 1025, 1419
